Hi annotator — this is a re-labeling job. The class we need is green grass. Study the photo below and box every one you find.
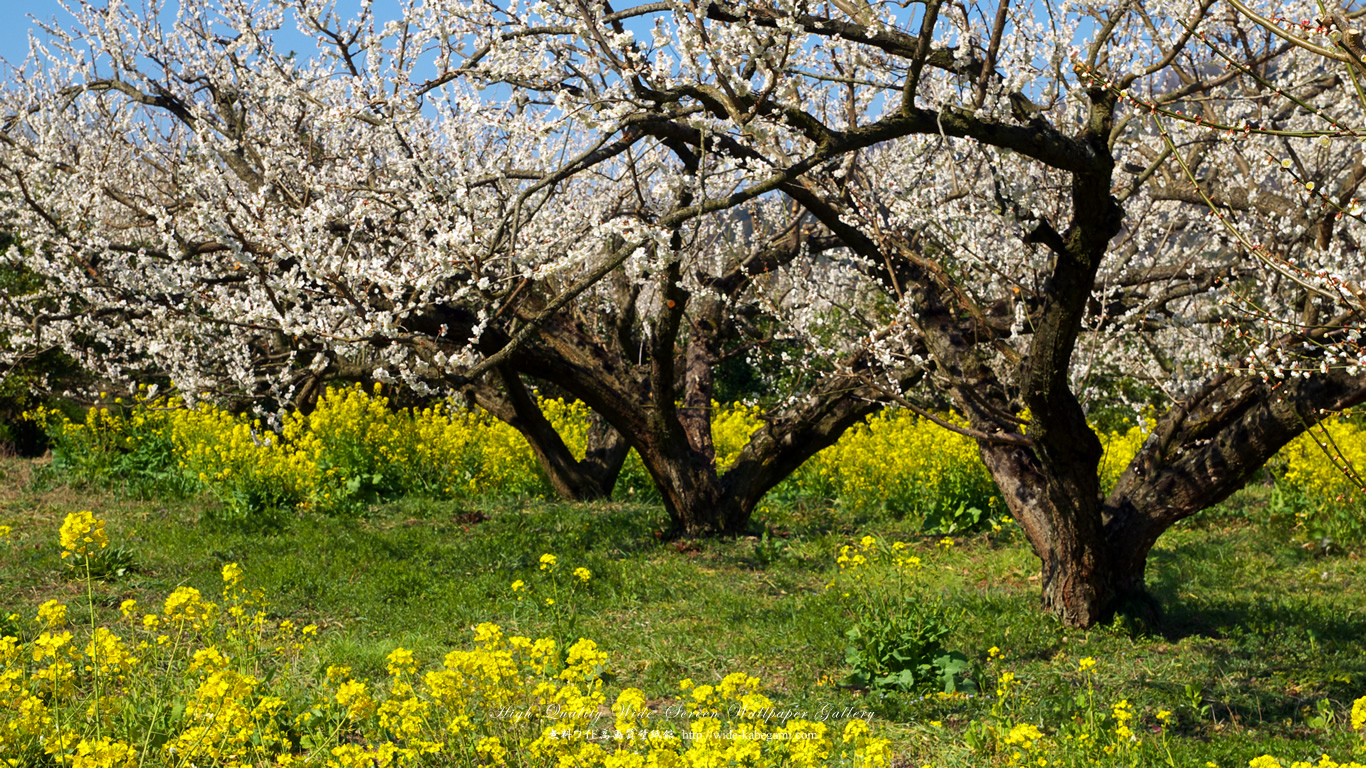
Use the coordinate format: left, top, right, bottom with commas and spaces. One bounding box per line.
2, 458, 1365, 766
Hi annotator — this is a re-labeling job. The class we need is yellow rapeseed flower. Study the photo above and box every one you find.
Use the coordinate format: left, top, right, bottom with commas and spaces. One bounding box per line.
573, 567, 592, 583
997, 671, 1016, 698
190, 646, 230, 673
843, 718, 871, 743
222, 562, 244, 588
163, 586, 216, 627
1004, 722, 1044, 750
539, 553, 557, 571
386, 647, 417, 677
59, 511, 108, 559
335, 679, 376, 721
476, 736, 508, 764
70, 737, 138, 768
36, 600, 68, 628
1112, 699, 1134, 740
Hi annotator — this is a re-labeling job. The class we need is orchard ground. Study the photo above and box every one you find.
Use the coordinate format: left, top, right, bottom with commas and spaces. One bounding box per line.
4, 457, 1366, 766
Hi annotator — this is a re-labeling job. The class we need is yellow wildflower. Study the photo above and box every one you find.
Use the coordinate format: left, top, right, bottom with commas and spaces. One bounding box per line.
335, 679, 376, 720
997, 671, 1016, 698
189, 646, 229, 673
70, 737, 137, 768
36, 600, 68, 628
476, 736, 508, 764
163, 586, 216, 627
843, 718, 871, 743
221, 562, 244, 588
59, 511, 108, 559
386, 646, 417, 677
1004, 722, 1044, 750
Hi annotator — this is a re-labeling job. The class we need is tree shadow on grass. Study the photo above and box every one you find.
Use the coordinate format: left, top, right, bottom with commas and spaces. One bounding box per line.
1140, 543, 1366, 727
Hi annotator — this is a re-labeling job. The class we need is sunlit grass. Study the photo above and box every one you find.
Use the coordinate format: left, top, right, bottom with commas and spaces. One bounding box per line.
2, 466, 1365, 765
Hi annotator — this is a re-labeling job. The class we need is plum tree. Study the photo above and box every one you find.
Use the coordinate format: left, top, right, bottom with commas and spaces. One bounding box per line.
3, 0, 1364, 625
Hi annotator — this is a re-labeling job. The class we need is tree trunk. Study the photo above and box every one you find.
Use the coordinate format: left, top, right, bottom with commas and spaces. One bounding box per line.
978, 439, 1109, 627
465, 368, 628, 501
979, 438, 1159, 627
977, 367, 1366, 628
637, 440, 748, 535
580, 412, 631, 495
500, 312, 886, 536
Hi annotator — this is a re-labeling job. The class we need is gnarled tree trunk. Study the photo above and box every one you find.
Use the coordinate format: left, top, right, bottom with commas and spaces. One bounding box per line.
976, 368, 1366, 626
465, 367, 629, 501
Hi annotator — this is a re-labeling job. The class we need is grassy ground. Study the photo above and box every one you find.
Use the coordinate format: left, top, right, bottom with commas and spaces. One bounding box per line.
2, 457, 1365, 766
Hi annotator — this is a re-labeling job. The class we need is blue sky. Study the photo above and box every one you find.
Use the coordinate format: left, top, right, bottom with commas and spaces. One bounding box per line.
0, 2, 70, 71
0, 1, 379, 75
0, 0, 930, 75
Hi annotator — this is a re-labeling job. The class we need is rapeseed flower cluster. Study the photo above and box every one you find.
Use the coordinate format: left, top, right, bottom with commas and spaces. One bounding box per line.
34, 388, 1160, 532
1280, 419, 1366, 542
34, 385, 575, 519
1097, 421, 1149, 493
784, 410, 1002, 518
2, 514, 902, 767
720, 407, 1151, 524
1248, 757, 1366, 768
2, 517, 319, 766
59, 510, 108, 559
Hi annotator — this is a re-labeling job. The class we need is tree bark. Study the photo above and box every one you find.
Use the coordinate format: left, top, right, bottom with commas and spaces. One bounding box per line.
976, 367, 1366, 627
976, 441, 1106, 626
465, 368, 628, 501
1101, 368, 1366, 586
501, 309, 885, 535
